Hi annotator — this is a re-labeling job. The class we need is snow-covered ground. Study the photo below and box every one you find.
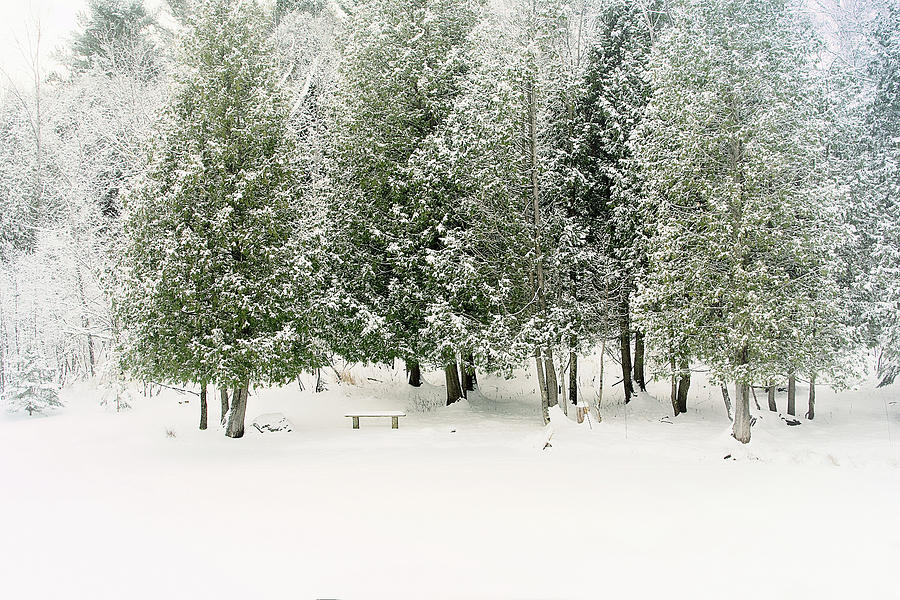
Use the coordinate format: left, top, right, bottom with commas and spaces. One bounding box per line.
1, 362, 899, 599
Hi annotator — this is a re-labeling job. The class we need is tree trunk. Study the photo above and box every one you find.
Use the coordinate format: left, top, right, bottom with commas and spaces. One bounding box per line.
407, 360, 422, 387
633, 331, 646, 391
569, 347, 578, 406
535, 350, 549, 424
75, 266, 96, 378
670, 356, 679, 415
807, 372, 816, 420
225, 382, 248, 439
461, 353, 475, 393
767, 380, 777, 412
619, 298, 634, 402
444, 362, 463, 406
544, 348, 559, 408
733, 347, 751, 443
220, 388, 229, 426
676, 359, 690, 414
597, 338, 606, 410
787, 372, 796, 416
721, 384, 733, 421
199, 383, 208, 430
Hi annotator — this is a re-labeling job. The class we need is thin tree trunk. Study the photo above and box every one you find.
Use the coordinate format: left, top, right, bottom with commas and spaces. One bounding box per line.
807, 372, 816, 420
225, 382, 248, 438
569, 348, 578, 406
620, 297, 633, 402
721, 384, 733, 421
676, 359, 690, 414
444, 362, 463, 406
670, 356, 679, 416
220, 388, 229, 426
597, 339, 605, 410
787, 372, 796, 416
733, 346, 751, 443
633, 331, 646, 391
767, 380, 777, 412
75, 266, 95, 377
407, 360, 422, 387
750, 386, 761, 411
535, 349, 549, 424
544, 348, 559, 408
199, 383, 208, 430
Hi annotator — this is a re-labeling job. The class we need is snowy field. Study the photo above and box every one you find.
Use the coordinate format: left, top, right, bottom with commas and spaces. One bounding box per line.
2, 364, 899, 599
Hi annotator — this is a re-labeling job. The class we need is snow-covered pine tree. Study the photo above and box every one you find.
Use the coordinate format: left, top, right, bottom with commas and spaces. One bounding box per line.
416, 0, 593, 421
326, 0, 482, 403
632, 0, 838, 442
567, 0, 665, 404
119, 0, 316, 438
3, 348, 63, 416
69, 0, 159, 78
865, 2, 900, 388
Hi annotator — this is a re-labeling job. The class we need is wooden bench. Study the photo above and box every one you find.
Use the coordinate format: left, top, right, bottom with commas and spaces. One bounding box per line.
345, 411, 407, 429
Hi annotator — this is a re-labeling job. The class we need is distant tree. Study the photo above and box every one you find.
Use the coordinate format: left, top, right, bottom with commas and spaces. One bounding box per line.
70, 0, 159, 78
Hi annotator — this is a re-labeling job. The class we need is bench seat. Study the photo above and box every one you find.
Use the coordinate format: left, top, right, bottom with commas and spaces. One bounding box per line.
345, 411, 407, 429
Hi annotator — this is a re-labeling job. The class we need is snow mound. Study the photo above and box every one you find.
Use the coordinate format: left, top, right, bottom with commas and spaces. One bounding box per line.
251, 413, 293, 434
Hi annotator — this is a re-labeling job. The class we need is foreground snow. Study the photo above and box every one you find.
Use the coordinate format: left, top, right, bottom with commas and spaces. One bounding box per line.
1, 366, 898, 599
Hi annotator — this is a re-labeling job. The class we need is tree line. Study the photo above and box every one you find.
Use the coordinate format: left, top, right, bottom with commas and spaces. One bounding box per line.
0, 0, 897, 444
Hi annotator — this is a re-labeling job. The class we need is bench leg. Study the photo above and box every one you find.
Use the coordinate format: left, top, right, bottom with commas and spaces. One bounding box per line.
352, 416, 359, 429
392, 416, 399, 429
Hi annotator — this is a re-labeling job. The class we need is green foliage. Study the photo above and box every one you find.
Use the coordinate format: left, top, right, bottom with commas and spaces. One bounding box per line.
326, 0, 483, 367
119, 0, 316, 389
632, 0, 850, 385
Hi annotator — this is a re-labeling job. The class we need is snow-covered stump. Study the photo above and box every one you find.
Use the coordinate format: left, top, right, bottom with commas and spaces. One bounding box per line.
251, 413, 294, 434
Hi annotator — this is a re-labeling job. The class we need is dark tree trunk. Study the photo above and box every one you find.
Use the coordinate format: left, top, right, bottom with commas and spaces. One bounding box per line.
767, 380, 777, 412
445, 362, 463, 406
199, 383, 208, 430
225, 382, 248, 439
633, 331, 646, 392
620, 298, 634, 402
569, 348, 578, 406
669, 356, 679, 415
733, 346, 751, 443
220, 388, 229, 426
407, 360, 422, 387
461, 353, 475, 394
676, 360, 690, 414
544, 348, 559, 407
807, 372, 816, 420
787, 372, 796, 416
721, 384, 733, 421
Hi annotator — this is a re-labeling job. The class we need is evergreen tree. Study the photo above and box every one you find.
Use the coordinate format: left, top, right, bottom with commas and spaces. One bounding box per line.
866, 3, 900, 387
632, 0, 839, 442
417, 0, 593, 420
568, 0, 665, 403
3, 348, 63, 416
70, 0, 159, 78
327, 0, 482, 403
119, 0, 316, 438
